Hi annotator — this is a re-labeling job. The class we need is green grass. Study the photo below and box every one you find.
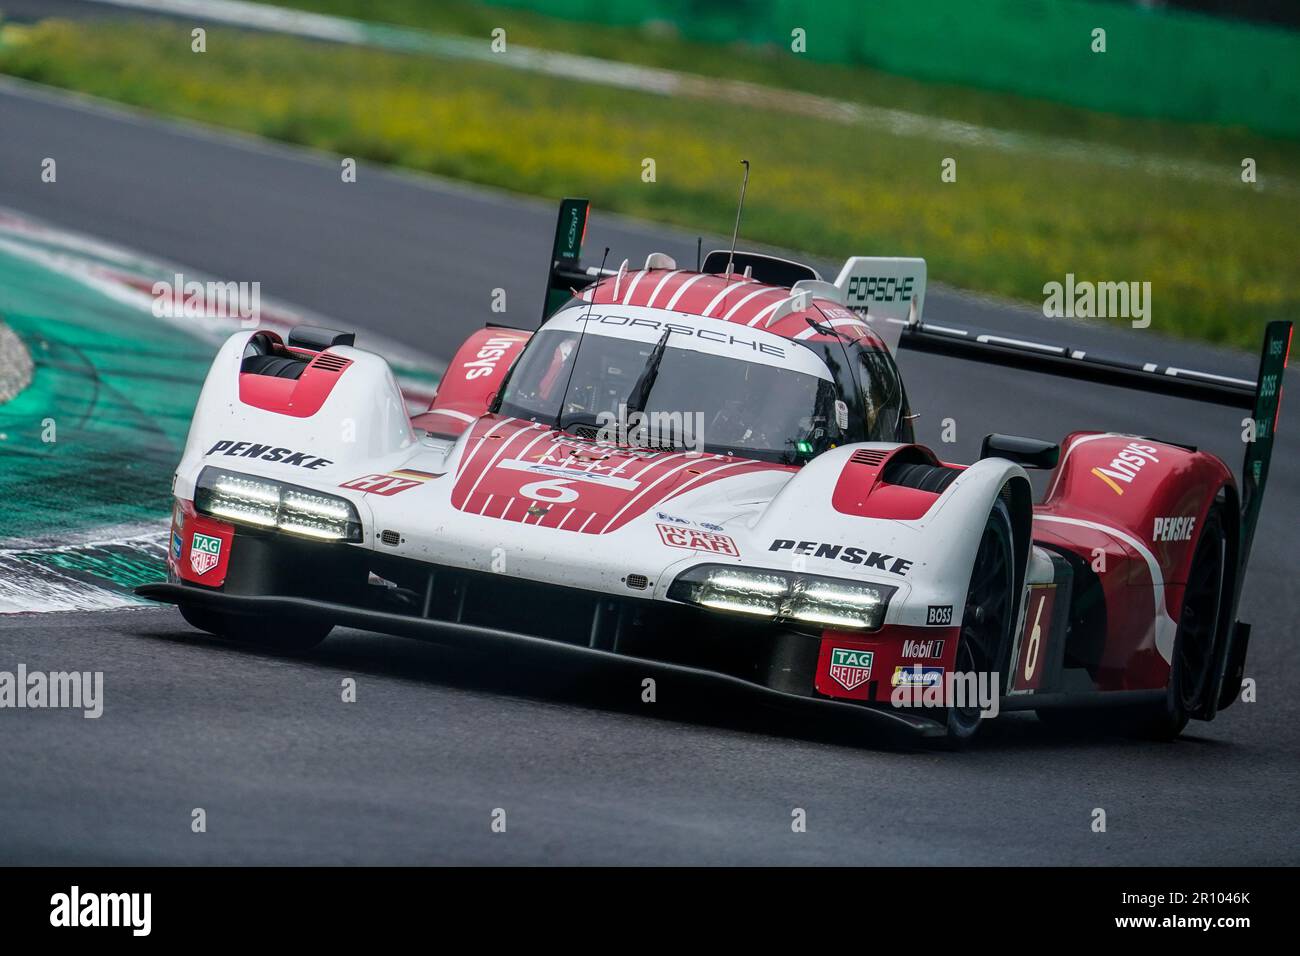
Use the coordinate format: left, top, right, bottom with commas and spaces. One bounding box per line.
253, 0, 1300, 173
1, 15, 1296, 350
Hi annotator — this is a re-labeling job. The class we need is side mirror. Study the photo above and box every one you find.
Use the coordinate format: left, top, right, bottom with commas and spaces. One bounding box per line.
980, 433, 1059, 470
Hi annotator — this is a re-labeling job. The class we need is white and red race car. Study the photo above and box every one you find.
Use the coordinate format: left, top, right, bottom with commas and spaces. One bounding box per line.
140, 199, 1290, 741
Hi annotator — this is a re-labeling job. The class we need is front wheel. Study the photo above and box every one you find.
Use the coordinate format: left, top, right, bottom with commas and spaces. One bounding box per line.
178, 602, 332, 652
944, 498, 1017, 742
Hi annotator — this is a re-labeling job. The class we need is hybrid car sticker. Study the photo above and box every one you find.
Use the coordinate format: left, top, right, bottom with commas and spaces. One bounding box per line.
656, 524, 739, 556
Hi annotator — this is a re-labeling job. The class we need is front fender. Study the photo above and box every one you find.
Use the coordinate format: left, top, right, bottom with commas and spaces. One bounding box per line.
176, 330, 414, 499
750, 443, 1030, 629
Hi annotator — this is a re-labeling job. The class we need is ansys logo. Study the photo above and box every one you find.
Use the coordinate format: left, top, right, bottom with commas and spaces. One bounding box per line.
190, 532, 222, 576
1091, 441, 1160, 496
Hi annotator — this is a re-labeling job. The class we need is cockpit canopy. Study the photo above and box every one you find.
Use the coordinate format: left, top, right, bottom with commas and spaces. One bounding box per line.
496, 305, 912, 465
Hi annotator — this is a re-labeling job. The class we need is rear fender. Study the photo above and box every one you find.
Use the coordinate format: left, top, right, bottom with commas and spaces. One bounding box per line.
1041, 431, 1235, 609
1035, 432, 1236, 694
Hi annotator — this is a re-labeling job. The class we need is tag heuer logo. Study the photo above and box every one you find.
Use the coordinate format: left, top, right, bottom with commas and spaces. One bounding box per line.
190, 532, 222, 576
828, 648, 873, 691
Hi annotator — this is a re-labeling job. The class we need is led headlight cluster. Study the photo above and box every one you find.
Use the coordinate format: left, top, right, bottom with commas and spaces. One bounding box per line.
667, 564, 895, 630
194, 467, 362, 542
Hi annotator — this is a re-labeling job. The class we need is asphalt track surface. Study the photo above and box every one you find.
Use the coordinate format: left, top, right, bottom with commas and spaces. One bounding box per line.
1, 72, 1297, 863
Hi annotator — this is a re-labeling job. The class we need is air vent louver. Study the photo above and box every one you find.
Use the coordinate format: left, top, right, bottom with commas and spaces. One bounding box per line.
850, 448, 889, 467
311, 352, 351, 372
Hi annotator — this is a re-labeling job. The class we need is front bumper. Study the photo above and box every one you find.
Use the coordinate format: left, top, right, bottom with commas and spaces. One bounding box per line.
139, 528, 945, 738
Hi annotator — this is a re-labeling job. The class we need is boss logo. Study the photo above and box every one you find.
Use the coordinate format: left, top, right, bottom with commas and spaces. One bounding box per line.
926, 605, 953, 626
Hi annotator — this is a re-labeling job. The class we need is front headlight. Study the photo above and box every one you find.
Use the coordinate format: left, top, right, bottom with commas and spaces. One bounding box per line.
194, 466, 362, 542
667, 564, 895, 630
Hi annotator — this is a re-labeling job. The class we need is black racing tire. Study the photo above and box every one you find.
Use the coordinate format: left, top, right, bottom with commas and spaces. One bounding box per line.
1037, 500, 1230, 740
178, 602, 332, 652
942, 498, 1017, 743
1139, 501, 1230, 738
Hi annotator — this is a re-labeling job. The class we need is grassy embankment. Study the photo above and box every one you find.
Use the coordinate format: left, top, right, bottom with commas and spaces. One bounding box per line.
1, 12, 1295, 349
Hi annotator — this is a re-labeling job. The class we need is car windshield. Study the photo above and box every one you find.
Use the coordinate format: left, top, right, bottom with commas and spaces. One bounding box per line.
496, 327, 843, 464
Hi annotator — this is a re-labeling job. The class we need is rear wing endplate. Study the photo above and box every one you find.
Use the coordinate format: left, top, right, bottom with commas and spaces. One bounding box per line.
833, 256, 926, 354
1240, 321, 1292, 572
542, 197, 594, 323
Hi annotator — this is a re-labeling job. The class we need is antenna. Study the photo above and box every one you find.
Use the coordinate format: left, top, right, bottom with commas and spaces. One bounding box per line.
723, 159, 750, 286
696, 237, 702, 272
554, 246, 610, 433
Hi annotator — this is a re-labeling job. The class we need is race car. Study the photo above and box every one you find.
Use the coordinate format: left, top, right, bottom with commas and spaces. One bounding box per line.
138, 198, 1290, 741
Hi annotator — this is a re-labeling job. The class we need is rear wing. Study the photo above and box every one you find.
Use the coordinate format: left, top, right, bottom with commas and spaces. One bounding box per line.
899, 318, 1292, 573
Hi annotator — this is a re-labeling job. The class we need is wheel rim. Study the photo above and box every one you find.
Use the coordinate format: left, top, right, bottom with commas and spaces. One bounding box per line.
1176, 525, 1225, 711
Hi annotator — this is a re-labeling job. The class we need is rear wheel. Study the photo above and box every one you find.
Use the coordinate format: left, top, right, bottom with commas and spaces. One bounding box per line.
179, 603, 332, 652
1142, 502, 1229, 738
1037, 501, 1230, 739
944, 499, 1016, 742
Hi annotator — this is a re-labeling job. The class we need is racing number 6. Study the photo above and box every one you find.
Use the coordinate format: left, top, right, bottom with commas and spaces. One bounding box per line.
520, 478, 579, 504
1024, 595, 1046, 682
